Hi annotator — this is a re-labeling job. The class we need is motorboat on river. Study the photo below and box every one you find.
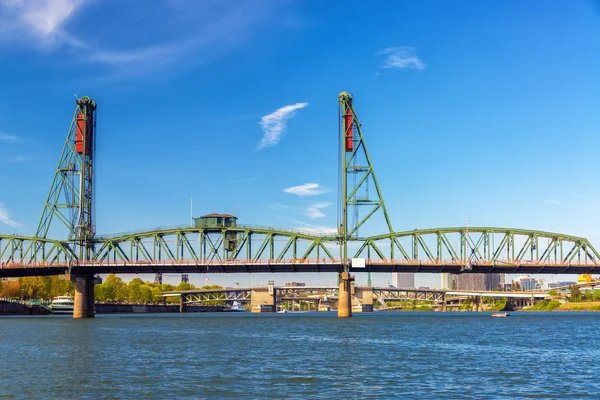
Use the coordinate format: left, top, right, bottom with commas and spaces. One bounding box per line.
490, 312, 510, 317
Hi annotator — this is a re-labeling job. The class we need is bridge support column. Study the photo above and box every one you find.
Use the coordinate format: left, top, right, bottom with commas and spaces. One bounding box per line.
70, 274, 95, 319
179, 294, 186, 313
318, 299, 331, 312
250, 285, 276, 313
441, 295, 447, 312
352, 286, 374, 312
338, 272, 354, 318
475, 296, 483, 312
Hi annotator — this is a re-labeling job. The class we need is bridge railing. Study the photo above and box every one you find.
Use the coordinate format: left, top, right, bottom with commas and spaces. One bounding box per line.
95, 224, 334, 240
2, 258, 599, 269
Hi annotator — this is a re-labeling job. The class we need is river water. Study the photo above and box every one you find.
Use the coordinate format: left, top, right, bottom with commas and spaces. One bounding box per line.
1, 312, 599, 399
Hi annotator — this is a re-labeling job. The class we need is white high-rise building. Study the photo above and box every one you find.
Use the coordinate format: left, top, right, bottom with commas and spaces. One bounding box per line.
441, 273, 457, 290
392, 273, 415, 288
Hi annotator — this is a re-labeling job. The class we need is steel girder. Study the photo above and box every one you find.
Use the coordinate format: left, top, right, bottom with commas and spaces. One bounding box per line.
3, 226, 600, 276
180, 289, 251, 305
353, 227, 600, 268
372, 287, 445, 303
0, 234, 76, 265
93, 226, 336, 265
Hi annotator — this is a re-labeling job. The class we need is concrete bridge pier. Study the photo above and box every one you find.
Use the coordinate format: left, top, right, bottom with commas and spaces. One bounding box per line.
179, 294, 186, 313
338, 272, 354, 318
474, 296, 483, 312
69, 274, 96, 319
352, 286, 373, 312
251, 281, 276, 312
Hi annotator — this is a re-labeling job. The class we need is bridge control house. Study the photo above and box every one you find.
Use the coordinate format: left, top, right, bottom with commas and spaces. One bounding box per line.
194, 214, 239, 251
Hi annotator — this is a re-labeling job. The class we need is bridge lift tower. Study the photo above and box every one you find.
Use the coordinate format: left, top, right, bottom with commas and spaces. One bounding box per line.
35, 96, 98, 318
337, 92, 394, 318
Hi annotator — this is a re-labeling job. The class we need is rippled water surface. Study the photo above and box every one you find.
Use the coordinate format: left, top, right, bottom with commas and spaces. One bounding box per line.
1, 312, 600, 399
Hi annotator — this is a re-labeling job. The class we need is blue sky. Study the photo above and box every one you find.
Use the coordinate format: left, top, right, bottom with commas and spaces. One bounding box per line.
1, 0, 600, 288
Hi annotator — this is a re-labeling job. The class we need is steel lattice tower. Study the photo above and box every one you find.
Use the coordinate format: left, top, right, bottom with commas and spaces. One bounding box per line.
338, 92, 393, 283
35, 96, 97, 262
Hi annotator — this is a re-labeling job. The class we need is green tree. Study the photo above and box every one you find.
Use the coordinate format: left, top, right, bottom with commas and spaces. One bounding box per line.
160, 283, 175, 292
176, 281, 196, 291
95, 274, 127, 302
569, 285, 582, 302
18, 276, 53, 299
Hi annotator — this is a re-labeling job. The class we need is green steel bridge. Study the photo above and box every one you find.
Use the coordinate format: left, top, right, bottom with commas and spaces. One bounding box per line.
1, 93, 599, 279
1, 92, 599, 318
2, 226, 599, 277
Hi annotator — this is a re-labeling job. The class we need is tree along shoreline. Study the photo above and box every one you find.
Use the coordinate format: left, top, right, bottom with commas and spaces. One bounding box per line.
523, 301, 600, 312
1, 274, 225, 305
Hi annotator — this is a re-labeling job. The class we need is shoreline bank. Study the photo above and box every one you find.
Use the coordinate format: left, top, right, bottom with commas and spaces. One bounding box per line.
0, 300, 228, 315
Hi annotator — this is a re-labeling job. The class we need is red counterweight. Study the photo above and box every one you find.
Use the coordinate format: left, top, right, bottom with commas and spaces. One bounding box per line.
345, 106, 353, 152
75, 113, 93, 155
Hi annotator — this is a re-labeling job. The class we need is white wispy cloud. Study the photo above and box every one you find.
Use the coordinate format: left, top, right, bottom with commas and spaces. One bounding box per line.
377, 47, 426, 70
0, 203, 21, 228
283, 183, 325, 197
0, 1, 294, 79
298, 224, 338, 235
256, 102, 309, 150
303, 202, 332, 219
276, 216, 338, 235
0, 0, 80, 44
0, 133, 20, 141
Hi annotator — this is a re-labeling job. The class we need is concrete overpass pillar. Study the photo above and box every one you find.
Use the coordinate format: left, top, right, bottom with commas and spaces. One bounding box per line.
318, 298, 331, 312
338, 272, 354, 318
250, 285, 276, 313
352, 287, 374, 312
71, 275, 95, 319
441, 295, 447, 312
475, 296, 483, 312
179, 294, 186, 313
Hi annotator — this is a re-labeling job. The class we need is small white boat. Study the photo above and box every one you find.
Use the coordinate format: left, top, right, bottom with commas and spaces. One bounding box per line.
50, 295, 74, 315
230, 301, 245, 312
490, 312, 510, 317
277, 309, 288, 314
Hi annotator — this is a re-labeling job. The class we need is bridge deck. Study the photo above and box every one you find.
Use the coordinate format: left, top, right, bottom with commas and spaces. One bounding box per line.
1, 259, 600, 277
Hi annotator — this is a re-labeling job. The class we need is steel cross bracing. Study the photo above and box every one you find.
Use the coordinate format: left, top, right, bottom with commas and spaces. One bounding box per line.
174, 289, 252, 305
2, 226, 600, 276
35, 97, 97, 262
372, 287, 445, 303
1, 93, 600, 278
171, 286, 449, 306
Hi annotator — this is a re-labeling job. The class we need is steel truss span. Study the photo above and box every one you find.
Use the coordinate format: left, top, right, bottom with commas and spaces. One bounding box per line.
2, 227, 599, 277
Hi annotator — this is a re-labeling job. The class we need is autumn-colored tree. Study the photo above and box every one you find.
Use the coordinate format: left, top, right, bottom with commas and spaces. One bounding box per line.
1, 280, 20, 298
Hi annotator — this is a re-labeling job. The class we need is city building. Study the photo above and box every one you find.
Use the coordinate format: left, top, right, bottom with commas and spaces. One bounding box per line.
284, 282, 305, 287
513, 275, 536, 291
440, 273, 457, 290
541, 281, 576, 290
441, 273, 504, 291
392, 273, 415, 288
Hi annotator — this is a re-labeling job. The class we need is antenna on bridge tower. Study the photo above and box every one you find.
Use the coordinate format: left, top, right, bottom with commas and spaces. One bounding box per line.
35, 96, 97, 261
338, 92, 393, 286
